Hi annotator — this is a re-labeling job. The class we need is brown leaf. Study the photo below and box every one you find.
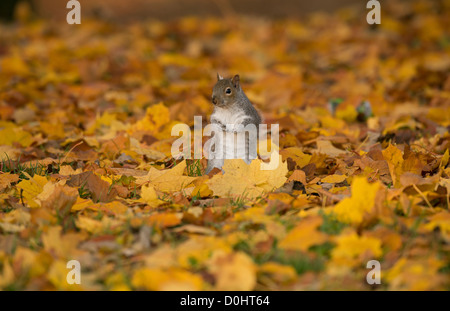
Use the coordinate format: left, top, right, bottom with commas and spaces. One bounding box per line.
67, 171, 117, 202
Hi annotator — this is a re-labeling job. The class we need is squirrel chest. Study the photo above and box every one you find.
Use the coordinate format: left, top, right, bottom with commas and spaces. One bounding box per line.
210, 106, 250, 160
210, 106, 250, 128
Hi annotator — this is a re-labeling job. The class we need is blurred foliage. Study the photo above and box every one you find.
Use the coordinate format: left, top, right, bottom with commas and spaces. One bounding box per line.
0, 0, 449, 290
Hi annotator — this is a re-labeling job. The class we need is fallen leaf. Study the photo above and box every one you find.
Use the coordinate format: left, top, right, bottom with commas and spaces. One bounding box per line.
279, 216, 328, 251
0, 173, 19, 190
331, 176, 381, 225
208, 251, 256, 291
206, 158, 288, 199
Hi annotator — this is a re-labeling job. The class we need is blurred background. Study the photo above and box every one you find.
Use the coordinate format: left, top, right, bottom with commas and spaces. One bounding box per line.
2, 0, 376, 21
0, 0, 449, 292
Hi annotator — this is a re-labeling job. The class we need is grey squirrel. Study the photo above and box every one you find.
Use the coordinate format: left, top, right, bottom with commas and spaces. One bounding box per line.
205, 74, 262, 174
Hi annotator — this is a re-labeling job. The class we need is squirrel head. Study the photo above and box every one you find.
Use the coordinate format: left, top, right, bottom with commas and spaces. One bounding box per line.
211, 74, 241, 107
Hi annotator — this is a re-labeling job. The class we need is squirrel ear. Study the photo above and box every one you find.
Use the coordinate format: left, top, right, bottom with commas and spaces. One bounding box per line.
217, 73, 224, 81
232, 74, 240, 89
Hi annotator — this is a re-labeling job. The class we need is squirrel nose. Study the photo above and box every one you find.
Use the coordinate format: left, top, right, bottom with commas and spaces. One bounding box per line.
212, 96, 217, 105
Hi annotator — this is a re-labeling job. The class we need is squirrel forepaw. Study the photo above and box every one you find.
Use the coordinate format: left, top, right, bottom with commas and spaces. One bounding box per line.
225, 124, 244, 133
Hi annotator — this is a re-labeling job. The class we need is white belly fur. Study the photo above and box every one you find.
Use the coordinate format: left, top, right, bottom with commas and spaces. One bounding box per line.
211, 107, 250, 128
223, 131, 247, 159
210, 107, 254, 161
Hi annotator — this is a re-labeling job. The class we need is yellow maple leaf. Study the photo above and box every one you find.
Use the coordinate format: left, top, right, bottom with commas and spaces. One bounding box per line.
129, 102, 170, 136
144, 160, 197, 193
208, 250, 256, 291
0, 127, 33, 147
16, 174, 48, 208
280, 147, 311, 168
138, 184, 164, 206
279, 216, 328, 251
330, 231, 382, 269
331, 176, 380, 225
206, 158, 288, 199
385, 257, 445, 290
131, 267, 203, 291
193, 184, 214, 198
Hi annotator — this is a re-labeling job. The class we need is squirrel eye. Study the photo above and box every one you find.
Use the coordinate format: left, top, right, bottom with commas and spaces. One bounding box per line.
225, 87, 232, 94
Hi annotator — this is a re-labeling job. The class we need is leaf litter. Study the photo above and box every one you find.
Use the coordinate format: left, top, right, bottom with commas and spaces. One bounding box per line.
0, 0, 449, 290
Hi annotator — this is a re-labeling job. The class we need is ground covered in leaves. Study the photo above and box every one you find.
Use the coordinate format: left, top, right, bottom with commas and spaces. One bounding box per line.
0, 1, 449, 290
